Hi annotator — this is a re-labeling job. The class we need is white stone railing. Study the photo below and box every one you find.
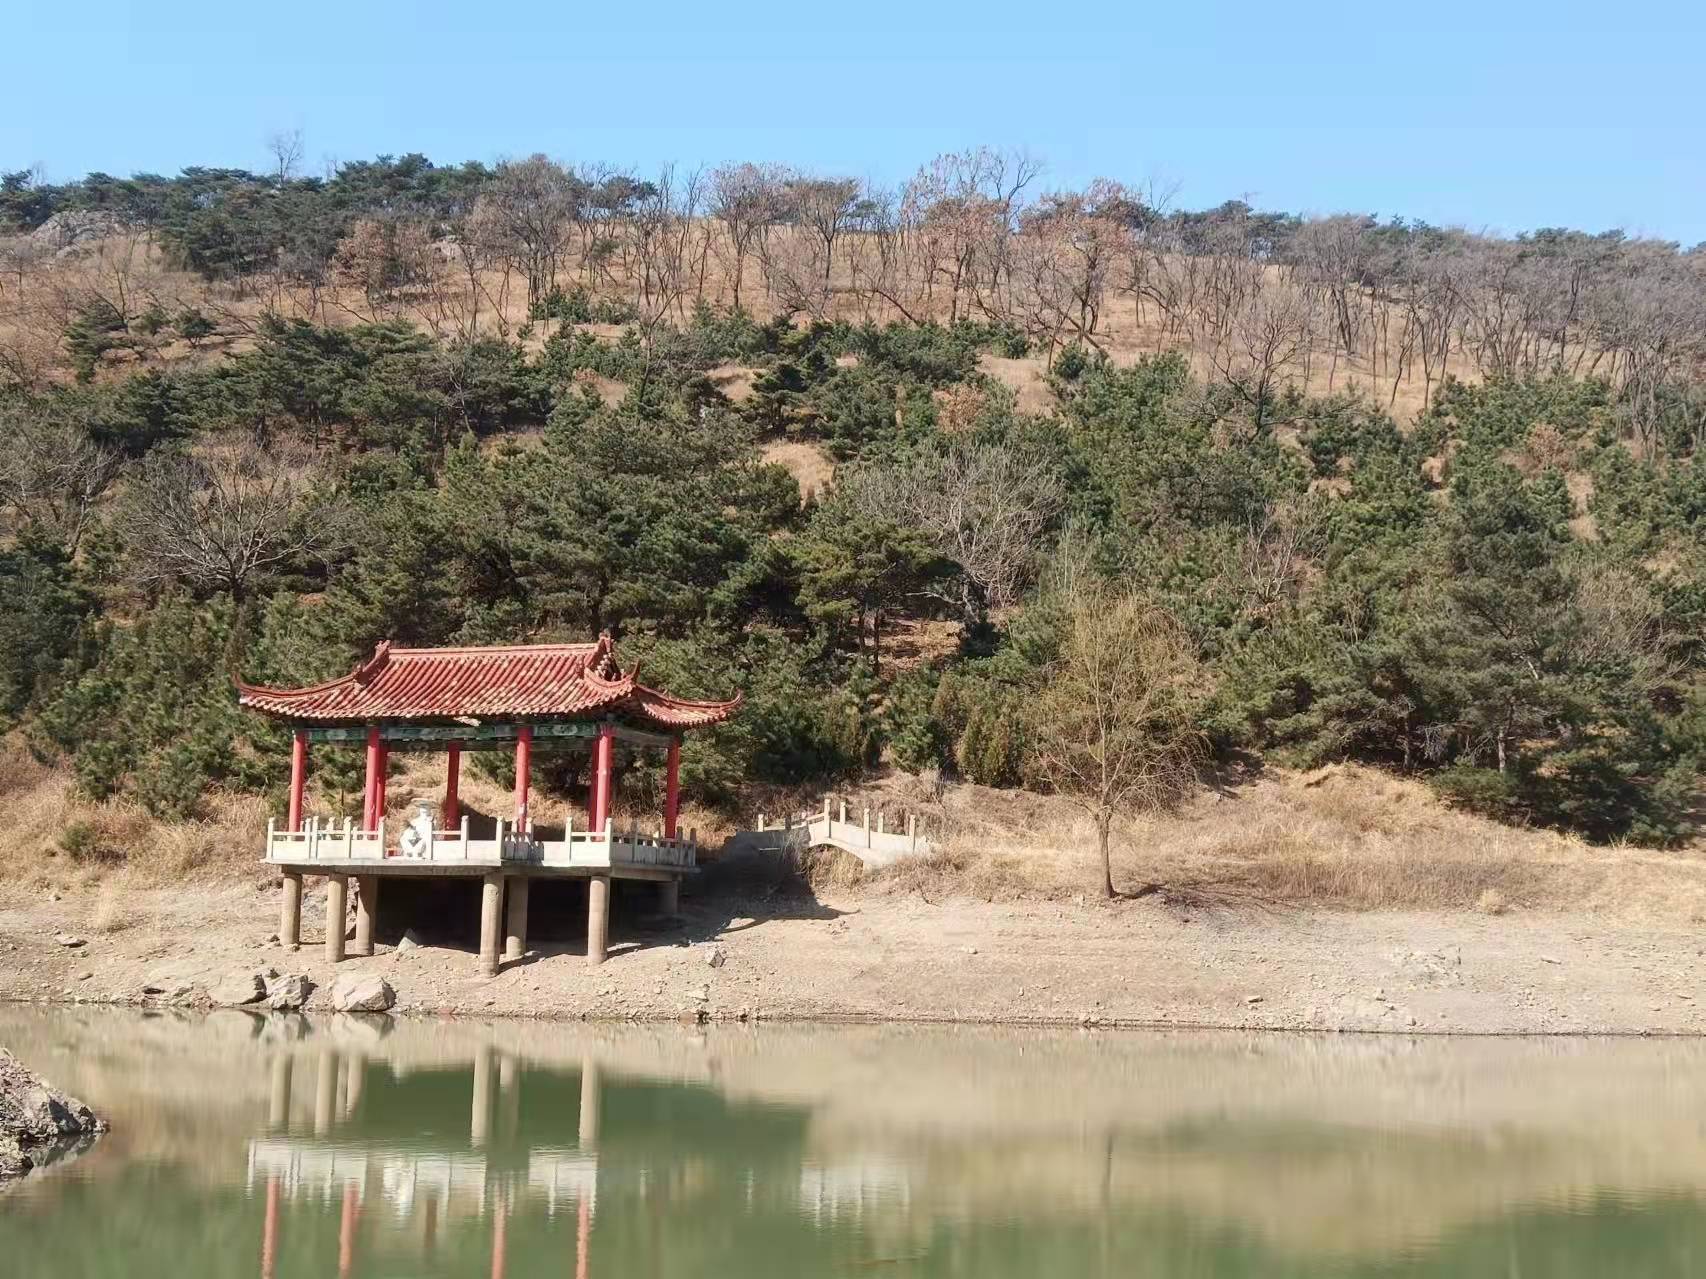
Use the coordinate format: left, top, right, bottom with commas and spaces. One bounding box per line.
248, 1138, 599, 1214
265, 815, 696, 871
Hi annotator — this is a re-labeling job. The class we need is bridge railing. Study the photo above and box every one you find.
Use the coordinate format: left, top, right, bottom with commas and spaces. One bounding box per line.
739, 799, 933, 865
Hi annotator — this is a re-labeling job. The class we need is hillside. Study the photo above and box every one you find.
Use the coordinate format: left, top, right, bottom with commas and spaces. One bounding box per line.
5, 150, 1703, 424
0, 148, 1702, 924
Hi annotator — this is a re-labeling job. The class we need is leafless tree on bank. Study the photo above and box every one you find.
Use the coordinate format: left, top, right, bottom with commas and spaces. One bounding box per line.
1028, 558, 1206, 898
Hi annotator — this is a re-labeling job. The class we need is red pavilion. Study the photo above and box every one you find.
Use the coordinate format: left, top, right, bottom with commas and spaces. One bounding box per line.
237, 635, 740, 971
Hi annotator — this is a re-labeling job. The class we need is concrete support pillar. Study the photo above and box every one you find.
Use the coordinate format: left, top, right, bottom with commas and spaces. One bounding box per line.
343, 1055, 365, 1119
586, 875, 610, 966
352, 875, 378, 956
590, 726, 614, 829
444, 741, 462, 825
314, 1048, 338, 1135
363, 727, 382, 829
503, 875, 529, 963
479, 874, 503, 976
324, 875, 348, 963
287, 729, 309, 832
663, 737, 682, 838
268, 1053, 294, 1131
471, 1045, 495, 1148
578, 1056, 601, 1147
279, 871, 302, 949
657, 877, 680, 918
514, 726, 533, 831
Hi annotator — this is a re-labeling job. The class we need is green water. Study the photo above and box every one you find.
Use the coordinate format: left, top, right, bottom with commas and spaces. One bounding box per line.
3, 1009, 1706, 1277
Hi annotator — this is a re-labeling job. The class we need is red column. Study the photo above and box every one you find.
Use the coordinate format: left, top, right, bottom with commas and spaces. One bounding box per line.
261, 1173, 280, 1279
363, 727, 382, 829
338, 1180, 357, 1278
490, 1201, 507, 1279
375, 744, 389, 823
514, 726, 533, 829
444, 741, 462, 826
663, 737, 681, 839
590, 726, 614, 830
287, 730, 308, 832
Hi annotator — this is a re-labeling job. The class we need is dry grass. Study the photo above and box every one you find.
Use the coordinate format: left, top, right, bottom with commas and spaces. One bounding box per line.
761, 439, 836, 500
852, 764, 1706, 923
976, 354, 1058, 416
0, 736, 267, 899
10, 727, 1703, 926
707, 363, 760, 403
571, 369, 627, 407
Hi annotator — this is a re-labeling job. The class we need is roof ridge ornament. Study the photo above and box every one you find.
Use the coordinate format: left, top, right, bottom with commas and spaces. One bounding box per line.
353, 640, 392, 684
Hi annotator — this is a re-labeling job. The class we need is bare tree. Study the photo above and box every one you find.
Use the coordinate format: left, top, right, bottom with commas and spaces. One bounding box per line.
849, 443, 1063, 627
1010, 182, 1141, 360
1212, 278, 1312, 430
476, 156, 576, 307
709, 163, 786, 311
0, 404, 123, 555
784, 173, 863, 287
266, 129, 305, 186
119, 438, 352, 599
1028, 562, 1206, 898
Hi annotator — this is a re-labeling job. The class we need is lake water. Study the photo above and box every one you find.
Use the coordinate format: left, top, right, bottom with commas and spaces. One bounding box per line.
3, 1009, 1705, 1277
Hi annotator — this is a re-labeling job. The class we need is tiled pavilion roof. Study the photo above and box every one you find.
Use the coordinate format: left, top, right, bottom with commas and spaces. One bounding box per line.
236, 636, 739, 730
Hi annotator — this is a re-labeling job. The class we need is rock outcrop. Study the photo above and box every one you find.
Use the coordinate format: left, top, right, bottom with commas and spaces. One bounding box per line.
0, 1049, 106, 1184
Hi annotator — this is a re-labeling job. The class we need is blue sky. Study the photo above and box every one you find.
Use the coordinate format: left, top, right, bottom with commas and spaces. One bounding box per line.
6, 0, 1703, 242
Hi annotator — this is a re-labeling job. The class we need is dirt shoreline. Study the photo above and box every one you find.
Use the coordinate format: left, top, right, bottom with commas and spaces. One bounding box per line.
3, 875, 1704, 1036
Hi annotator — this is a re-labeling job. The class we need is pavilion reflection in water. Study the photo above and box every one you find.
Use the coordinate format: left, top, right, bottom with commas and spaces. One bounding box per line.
249, 1043, 610, 1279
242, 1036, 879, 1279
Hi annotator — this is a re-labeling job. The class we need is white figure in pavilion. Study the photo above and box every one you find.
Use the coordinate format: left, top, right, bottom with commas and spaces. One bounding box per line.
399, 804, 434, 858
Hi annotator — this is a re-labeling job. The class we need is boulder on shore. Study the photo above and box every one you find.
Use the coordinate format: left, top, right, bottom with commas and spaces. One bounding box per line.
265, 973, 314, 1011
331, 973, 395, 1013
0, 1048, 106, 1184
212, 972, 267, 1006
